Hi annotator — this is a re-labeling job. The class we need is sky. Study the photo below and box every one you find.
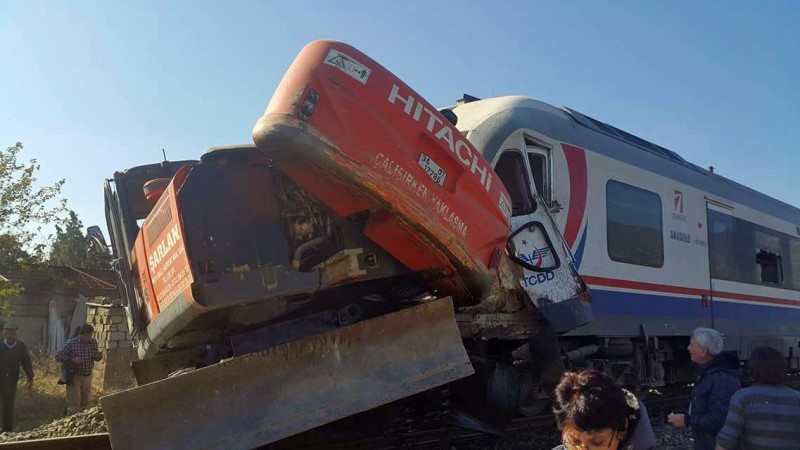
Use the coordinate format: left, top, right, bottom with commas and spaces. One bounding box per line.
1, 1, 799, 243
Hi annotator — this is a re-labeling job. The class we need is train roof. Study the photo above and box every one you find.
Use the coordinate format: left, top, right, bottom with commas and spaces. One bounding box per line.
452, 96, 800, 226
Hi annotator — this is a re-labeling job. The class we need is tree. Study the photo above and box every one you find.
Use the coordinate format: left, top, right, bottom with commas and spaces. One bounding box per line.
49, 210, 112, 269
0, 142, 66, 262
0, 142, 67, 319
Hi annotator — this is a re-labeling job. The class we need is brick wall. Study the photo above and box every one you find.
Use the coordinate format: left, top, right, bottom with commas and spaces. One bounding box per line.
85, 304, 137, 392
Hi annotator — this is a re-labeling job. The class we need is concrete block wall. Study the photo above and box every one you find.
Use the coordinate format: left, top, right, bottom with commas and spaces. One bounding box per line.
85, 304, 137, 393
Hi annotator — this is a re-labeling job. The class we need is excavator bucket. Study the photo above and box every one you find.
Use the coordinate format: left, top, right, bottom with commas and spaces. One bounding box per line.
100, 297, 473, 450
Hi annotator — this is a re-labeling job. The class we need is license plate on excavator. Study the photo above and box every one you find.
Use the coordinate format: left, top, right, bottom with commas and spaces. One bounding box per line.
100, 297, 472, 450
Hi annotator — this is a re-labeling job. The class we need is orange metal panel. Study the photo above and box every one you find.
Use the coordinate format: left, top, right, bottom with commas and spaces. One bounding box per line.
253, 40, 511, 299
136, 172, 197, 321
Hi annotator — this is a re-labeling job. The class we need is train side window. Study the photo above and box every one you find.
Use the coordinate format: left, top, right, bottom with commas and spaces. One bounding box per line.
709, 210, 800, 290
528, 153, 547, 198
606, 180, 664, 267
708, 210, 738, 280
494, 151, 535, 216
791, 240, 800, 290
756, 250, 783, 284
525, 138, 551, 205
755, 230, 783, 284
529, 154, 546, 200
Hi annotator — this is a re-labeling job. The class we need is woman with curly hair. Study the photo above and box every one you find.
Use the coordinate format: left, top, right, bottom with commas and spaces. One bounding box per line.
552, 369, 656, 450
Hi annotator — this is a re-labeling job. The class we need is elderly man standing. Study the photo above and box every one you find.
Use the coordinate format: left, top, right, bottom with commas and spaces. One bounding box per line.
0, 322, 34, 432
56, 324, 102, 414
668, 327, 741, 450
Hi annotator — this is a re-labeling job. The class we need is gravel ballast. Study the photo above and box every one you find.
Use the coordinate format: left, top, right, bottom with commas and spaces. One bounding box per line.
0, 407, 107, 443
0, 407, 694, 448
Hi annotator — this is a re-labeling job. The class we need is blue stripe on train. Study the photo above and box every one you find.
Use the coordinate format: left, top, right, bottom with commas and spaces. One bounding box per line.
590, 288, 800, 321
572, 226, 588, 269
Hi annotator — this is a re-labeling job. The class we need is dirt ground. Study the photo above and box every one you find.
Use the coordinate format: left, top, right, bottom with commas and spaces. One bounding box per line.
4, 357, 695, 448
11, 352, 101, 432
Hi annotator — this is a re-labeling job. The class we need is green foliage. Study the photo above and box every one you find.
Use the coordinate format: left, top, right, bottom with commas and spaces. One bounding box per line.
0, 279, 22, 318
0, 142, 66, 263
0, 233, 37, 266
0, 142, 67, 320
49, 210, 112, 269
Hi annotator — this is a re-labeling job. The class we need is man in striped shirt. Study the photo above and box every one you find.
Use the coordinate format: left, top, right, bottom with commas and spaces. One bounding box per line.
716, 346, 800, 450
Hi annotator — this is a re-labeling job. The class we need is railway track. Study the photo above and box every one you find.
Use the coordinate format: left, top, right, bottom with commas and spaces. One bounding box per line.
0, 394, 700, 450
1, 379, 796, 450
270, 393, 693, 450
0, 433, 111, 450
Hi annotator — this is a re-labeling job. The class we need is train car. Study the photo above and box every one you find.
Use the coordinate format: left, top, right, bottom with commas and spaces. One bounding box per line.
452, 95, 800, 385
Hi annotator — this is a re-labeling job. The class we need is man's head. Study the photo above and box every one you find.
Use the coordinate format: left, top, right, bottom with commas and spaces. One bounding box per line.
749, 346, 785, 385
688, 327, 723, 364
78, 324, 95, 343
2, 322, 18, 344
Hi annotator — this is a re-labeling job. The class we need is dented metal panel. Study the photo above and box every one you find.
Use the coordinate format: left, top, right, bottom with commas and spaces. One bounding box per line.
456, 312, 542, 340
486, 128, 591, 333
100, 297, 473, 450
252, 40, 512, 302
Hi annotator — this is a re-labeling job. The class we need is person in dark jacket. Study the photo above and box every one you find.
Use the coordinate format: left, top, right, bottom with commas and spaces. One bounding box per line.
551, 369, 656, 450
0, 322, 34, 432
668, 327, 741, 450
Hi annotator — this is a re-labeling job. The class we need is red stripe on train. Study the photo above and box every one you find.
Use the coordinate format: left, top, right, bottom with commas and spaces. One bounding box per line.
562, 143, 588, 249
583, 275, 800, 307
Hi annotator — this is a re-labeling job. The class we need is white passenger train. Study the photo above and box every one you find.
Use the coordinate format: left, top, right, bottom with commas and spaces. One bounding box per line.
453, 95, 800, 384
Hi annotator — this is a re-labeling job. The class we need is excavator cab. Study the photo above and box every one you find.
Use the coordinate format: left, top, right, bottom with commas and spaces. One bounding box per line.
102, 160, 198, 340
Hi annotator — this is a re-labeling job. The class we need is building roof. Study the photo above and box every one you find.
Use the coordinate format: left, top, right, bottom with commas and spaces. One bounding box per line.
0, 264, 118, 297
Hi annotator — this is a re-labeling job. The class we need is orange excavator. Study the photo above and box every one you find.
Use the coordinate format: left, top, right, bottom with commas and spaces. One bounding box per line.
96, 40, 590, 450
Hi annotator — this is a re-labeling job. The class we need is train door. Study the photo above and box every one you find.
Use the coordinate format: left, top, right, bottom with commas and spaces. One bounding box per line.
705, 199, 736, 330
492, 147, 591, 333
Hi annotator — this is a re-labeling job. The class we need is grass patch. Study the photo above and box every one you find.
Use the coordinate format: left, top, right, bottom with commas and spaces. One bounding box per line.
12, 352, 101, 432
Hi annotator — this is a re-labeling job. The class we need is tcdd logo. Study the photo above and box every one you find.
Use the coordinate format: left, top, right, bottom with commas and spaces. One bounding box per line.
523, 271, 555, 287
519, 247, 550, 268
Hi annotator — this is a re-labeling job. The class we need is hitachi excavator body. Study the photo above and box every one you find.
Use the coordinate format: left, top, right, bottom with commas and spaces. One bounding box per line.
250, 41, 514, 299
98, 40, 590, 450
